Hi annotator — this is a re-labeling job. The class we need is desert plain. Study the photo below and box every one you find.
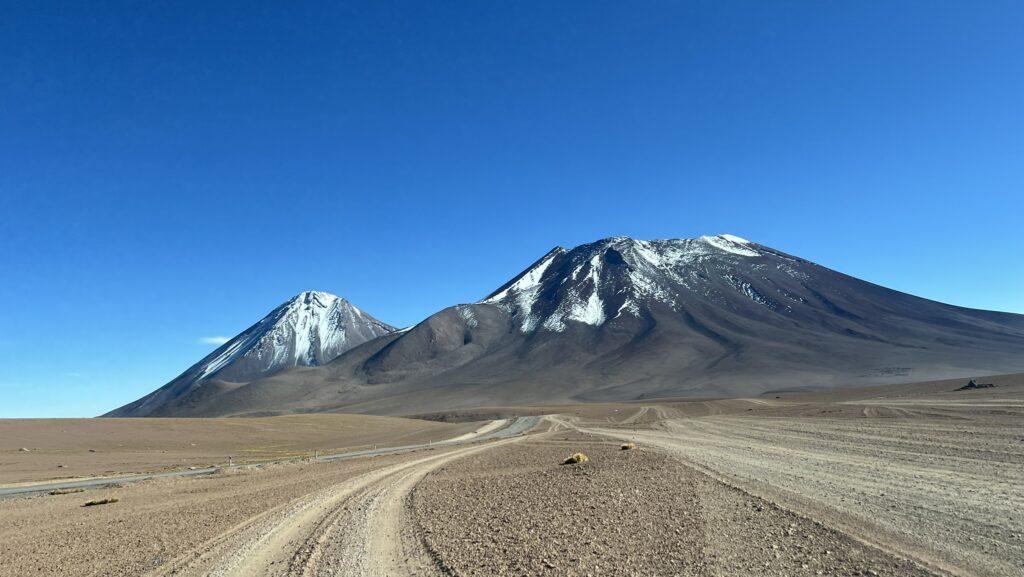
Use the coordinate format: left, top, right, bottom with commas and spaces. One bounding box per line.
1, 373, 1021, 577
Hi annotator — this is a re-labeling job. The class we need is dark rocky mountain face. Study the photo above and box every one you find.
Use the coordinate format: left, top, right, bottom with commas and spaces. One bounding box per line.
104, 291, 395, 417
107, 236, 1024, 417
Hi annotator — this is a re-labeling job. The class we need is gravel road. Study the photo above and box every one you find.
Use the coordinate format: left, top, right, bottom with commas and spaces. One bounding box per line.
0, 417, 538, 499
149, 440, 522, 577
0, 419, 535, 577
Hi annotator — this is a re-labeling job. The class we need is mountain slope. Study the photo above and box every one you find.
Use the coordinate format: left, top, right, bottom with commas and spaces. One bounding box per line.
105, 291, 395, 417
108, 236, 1024, 417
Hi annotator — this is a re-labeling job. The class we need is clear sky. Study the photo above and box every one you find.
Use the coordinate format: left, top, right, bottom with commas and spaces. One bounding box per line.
2, 2, 1022, 417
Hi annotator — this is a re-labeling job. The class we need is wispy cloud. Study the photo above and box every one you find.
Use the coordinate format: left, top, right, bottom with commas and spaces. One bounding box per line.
199, 336, 231, 345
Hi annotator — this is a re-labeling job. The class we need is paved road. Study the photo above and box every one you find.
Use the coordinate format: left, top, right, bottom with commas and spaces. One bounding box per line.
0, 416, 539, 499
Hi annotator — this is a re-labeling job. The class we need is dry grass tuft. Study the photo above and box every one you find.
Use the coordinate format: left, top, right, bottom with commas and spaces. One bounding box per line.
620, 443, 636, 450
82, 498, 119, 507
563, 452, 589, 465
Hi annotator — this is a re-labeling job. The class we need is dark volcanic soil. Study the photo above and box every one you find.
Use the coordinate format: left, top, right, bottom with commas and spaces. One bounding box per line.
413, 434, 939, 577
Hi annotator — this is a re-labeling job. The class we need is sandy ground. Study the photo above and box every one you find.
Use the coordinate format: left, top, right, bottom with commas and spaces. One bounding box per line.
0, 440, 523, 577
573, 375, 1024, 577
0, 413, 480, 485
415, 433, 938, 576
0, 374, 1019, 576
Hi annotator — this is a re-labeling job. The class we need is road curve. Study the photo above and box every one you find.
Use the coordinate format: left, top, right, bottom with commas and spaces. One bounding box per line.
146, 434, 528, 576
0, 416, 539, 499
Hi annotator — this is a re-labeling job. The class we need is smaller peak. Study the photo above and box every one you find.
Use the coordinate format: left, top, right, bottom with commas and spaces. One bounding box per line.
289, 291, 344, 306
294, 290, 339, 299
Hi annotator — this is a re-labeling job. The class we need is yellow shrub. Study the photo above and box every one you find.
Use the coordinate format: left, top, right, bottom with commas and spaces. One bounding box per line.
563, 452, 589, 465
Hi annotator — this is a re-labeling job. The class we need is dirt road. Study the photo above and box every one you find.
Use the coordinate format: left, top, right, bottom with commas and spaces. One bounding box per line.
152, 440, 517, 577
0, 417, 537, 499
0, 419, 536, 577
0, 413, 485, 485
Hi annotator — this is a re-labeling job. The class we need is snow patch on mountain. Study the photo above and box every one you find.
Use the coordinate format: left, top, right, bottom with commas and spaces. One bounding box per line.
614, 298, 641, 319
724, 275, 778, 310
699, 234, 760, 257
569, 254, 607, 324
456, 304, 479, 328
484, 249, 561, 304
719, 234, 751, 244
568, 289, 606, 325
197, 333, 259, 380
778, 263, 811, 281
484, 249, 563, 332
529, 253, 608, 331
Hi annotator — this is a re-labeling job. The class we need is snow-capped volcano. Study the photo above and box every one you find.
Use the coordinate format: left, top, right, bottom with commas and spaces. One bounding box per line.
107, 235, 1024, 417
336, 233, 1024, 413
482, 234, 767, 332
194, 291, 394, 382
105, 291, 394, 417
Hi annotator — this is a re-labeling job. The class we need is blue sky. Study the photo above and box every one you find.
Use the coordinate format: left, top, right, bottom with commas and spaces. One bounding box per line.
2, 1, 1022, 417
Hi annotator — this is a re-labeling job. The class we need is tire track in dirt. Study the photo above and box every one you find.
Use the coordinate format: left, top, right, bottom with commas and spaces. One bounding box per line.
147, 438, 523, 577
305, 455, 438, 576
579, 415, 1023, 577
619, 406, 650, 424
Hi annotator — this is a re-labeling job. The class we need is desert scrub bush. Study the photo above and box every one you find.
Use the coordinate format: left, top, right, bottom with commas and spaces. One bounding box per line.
48, 488, 84, 495
620, 442, 636, 450
563, 452, 589, 465
82, 498, 119, 507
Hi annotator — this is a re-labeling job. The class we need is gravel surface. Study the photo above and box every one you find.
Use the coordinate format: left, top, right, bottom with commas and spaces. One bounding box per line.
3, 379, 1016, 577
413, 433, 937, 576
0, 452, 421, 577
583, 404, 1024, 577
144, 442, 510, 577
